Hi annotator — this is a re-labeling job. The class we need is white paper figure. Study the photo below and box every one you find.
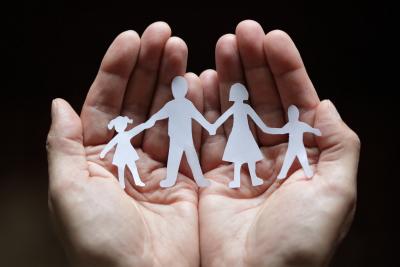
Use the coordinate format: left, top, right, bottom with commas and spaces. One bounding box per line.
100, 116, 154, 188
273, 105, 322, 179
212, 83, 274, 188
148, 76, 214, 188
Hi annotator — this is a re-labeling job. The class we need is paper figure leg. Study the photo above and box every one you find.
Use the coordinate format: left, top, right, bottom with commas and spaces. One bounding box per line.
229, 163, 242, 188
185, 145, 211, 187
297, 149, 313, 178
118, 166, 126, 189
248, 161, 263, 186
161, 143, 184, 188
277, 151, 296, 180
127, 162, 145, 187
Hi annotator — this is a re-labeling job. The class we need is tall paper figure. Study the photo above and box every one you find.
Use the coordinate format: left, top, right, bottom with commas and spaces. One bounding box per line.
275, 105, 322, 179
148, 76, 214, 188
212, 83, 276, 188
100, 116, 154, 188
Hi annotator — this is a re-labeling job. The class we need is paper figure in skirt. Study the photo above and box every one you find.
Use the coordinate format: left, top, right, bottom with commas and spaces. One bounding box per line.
100, 116, 154, 188
212, 83, 278, 188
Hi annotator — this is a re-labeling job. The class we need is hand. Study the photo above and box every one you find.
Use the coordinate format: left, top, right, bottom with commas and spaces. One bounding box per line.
199, 20, 360, 267
99, 150, 106, 159
47, 23, 201, 267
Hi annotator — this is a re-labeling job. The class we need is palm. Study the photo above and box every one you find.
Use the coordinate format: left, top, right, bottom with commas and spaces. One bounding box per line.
198, 21, 359, 267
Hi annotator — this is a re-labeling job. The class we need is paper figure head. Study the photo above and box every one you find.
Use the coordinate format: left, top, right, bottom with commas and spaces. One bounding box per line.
229, 83, 249, 102
108, 116, 133, 133
288, 105, 300, 122
172, 76, 188, 99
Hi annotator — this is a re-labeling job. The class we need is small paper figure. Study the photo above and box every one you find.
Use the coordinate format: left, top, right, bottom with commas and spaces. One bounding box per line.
100, 116, 154, 188
148, 76, 214, 188
275, 105, 322, 179
212, 83, 271, 188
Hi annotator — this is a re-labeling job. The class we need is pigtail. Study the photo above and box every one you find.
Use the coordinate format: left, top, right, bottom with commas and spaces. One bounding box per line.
108, 120, 115, 130
123, 116, 133, 124
107, 116, 133, 132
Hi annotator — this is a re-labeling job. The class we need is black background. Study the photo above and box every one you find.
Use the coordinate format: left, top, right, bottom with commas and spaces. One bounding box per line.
2, 2, 398, 266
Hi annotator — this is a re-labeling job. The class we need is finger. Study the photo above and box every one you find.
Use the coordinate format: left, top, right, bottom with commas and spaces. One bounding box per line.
314, 100, 360, 192
142, 37, 188, 162
264, 30, 320, 145
81, 30, 140, 146
215, 34, 243, 137
200, 69, 227, 171
47, 99, 88, 194
264, 30, 320, 112
236, 20, 286, 146
121, 22, 172, 146
215, 34, 258, 139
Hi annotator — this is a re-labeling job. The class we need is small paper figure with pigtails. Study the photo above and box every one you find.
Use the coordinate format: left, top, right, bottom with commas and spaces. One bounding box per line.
100, 116, 154, 188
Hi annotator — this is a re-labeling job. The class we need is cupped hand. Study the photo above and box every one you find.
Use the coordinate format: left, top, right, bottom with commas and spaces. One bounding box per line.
199, 20, 360, 267
47, 22, 204, 267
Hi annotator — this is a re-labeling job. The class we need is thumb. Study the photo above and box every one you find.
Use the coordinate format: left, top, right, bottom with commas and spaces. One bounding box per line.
47, 98, 87, 193
314, 100, 361, 189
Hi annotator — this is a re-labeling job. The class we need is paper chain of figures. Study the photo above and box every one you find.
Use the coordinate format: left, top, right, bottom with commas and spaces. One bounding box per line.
100, 76, 321, 189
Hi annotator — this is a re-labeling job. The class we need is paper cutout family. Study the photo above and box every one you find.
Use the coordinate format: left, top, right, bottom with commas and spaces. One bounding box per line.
100, 76, 321, 189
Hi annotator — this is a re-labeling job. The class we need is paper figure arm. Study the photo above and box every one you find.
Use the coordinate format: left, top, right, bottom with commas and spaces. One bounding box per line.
100, 136, 118, 159
301, 122, 322, 136
126, 120, 155, 139
190, 102, 214, 134
212, 106, 234, 130
148, 104, 170, 124
246, 105, 288, 134
264, 125, 290, 134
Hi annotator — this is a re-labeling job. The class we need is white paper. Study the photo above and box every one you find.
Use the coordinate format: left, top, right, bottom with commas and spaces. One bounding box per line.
275, 105, 322, 179
100, 116, 153, 188
99, 78, 321, 189
213, 83, 266, 188
147, 76, 213, 188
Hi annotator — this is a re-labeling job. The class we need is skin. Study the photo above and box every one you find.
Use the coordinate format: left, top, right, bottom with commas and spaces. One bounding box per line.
47, 20, 360, 267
